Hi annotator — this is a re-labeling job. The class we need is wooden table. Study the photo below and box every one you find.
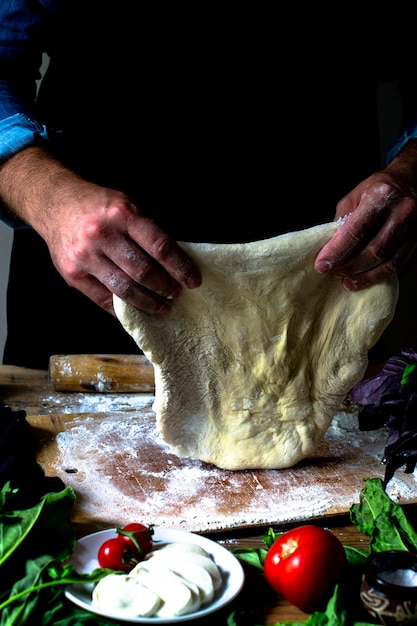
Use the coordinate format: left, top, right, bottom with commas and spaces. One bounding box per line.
2, 363, 415, 624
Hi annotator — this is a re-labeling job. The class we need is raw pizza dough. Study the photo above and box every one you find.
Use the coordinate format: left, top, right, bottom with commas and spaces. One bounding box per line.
114, 222, 398, 470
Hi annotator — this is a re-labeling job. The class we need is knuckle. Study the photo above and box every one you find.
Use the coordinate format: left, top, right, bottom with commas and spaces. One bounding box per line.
107, 201, 131, 221
61, 258, 86, 284
154, 235, 176, 260
114, 280, 135, 301
364, 245, 384, 266
104, 270, 125, 292
134, 258, 153, 283
98, 293, 114, 313
376, 182, 395, 198
84, 219, 110, 241
384, 256, 401, 274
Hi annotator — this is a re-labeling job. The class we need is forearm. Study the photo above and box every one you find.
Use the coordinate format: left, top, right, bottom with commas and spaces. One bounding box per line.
0, 145, 89, 237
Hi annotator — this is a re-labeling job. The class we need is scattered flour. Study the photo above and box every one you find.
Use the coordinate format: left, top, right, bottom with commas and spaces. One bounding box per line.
43, 404, 417, 533
40, 393, 155, 414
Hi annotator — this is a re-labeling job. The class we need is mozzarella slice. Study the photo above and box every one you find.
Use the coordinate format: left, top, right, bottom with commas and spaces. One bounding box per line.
92, 573, 161, 617
138, 556, 214, 604
149, 542, 212, 558
133, 562, 201, 616
146, 548, 222, 592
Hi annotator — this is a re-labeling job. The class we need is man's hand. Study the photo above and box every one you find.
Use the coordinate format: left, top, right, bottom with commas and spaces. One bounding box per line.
0, 147, 202, 315
315, 140, 417, 290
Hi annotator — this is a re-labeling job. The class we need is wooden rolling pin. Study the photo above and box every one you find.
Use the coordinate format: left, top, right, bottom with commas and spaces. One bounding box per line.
49, 354, 155, 393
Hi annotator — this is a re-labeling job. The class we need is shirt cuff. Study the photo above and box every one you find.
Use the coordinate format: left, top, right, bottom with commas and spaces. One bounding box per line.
0, 112, 53, 163
386, 122, 417, 164
0, 113, 62, 228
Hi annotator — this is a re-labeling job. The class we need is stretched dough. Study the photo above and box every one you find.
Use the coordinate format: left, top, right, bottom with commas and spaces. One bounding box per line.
114, 222, 398, 469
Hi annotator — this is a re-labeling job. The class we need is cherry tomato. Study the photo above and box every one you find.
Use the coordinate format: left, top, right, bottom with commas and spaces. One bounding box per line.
97, 537, 139, 571
263, 524, 346, 613
117, 523, 154, 557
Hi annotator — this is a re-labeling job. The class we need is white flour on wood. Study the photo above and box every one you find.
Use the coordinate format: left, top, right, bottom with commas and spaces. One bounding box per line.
43, 405, 417, 533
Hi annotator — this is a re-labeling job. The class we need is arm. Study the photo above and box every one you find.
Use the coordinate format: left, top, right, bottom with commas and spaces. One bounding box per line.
0, 2, 202, 316
0, 0, 53, 226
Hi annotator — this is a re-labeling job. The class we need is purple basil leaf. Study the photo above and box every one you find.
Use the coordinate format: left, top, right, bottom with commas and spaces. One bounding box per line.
399, 348, 417, 363
350, 357, 406, 405
350, 347, 417, 488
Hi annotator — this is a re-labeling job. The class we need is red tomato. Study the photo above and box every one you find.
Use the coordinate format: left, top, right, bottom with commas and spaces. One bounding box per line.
117, 523, 154, 557
97, 537, 138, 571
263, 524, 346, 613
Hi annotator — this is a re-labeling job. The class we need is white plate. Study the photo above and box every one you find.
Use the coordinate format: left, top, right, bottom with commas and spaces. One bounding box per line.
65, 527, 245, 623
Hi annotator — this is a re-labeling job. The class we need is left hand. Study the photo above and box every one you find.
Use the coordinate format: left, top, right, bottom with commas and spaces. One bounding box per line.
314, 140, 417, 290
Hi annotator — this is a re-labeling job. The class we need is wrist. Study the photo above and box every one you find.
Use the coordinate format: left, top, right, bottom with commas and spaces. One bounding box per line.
383, 139, 417, 196
387, 123, 417, 164
0, 146, 76, 229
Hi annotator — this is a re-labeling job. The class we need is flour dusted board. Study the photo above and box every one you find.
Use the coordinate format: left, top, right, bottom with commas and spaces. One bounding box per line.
29, 401, 417, 535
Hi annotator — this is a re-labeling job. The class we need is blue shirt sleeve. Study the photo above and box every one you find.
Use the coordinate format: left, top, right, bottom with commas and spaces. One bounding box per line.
0, 112, 64, 228
0, 113, 51, 163
0, 0, 61, 227
386, 122, 417, 164
0, 0, 47, 119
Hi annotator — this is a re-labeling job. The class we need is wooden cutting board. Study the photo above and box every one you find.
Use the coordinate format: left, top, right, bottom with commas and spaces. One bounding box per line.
28, 399, 417, 537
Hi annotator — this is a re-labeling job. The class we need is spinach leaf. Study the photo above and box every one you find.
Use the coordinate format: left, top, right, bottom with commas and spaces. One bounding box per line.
231, 547, 267, 571
350, 477, 417, 552
0, 484, 76, 567
0, 556, 112, 624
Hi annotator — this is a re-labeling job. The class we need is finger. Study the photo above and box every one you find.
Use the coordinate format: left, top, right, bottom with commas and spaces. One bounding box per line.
341, 264, 395, 291
106, 235, 184, 301
331, 206, 417, 278
315, 216, 376, 273
127, 214, 202, 288
316, 188, 407, 273
338, 240, 417, 291
102, 265, 177, 316
316, 198, 416, 275
74, 261, 175, 317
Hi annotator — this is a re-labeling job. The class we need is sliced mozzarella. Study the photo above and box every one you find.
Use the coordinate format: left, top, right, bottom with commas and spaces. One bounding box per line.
139, 554, 214, 604
92, 573, 161, 617
147, 548, 223, 592
133, 562, 201, 616
172, 561, 215, 604
92, 540, 222, 618
149, 542, 211, 558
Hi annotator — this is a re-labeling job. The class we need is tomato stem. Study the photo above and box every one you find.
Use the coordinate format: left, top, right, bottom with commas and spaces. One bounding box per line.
281, 538, 298, 559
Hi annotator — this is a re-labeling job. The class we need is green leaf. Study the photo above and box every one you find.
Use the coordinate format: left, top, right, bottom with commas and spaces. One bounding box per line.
0, 486, 76, 568
0, 481, 20, 509
0, 556, 113, 620
401, 363, 417, 386
350, 477, 417, 552
226, 609, 266, 625
231, 547, 267, 570
0, 503, 45, 567
262, 527, 280, 548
